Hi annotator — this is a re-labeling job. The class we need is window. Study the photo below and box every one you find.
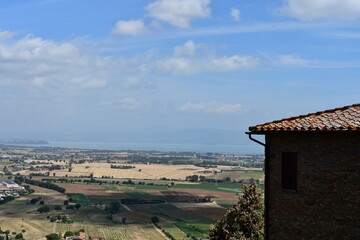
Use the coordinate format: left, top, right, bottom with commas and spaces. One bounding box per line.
281, 152, 297, 191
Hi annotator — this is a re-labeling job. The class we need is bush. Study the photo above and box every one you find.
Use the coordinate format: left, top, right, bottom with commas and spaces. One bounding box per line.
15, 233, 23, 239
30, 197, 41, 205
54, 205, 62, 211
38, 205, 50, 213
75, 203, 81, 209
64, 231, 74, 237
151, 216, 159, 224
45, 233, 60, 240
106, 202, 120, 213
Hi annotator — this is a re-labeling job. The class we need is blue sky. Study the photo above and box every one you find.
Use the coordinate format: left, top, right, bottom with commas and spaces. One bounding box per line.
0, 0, 360, 153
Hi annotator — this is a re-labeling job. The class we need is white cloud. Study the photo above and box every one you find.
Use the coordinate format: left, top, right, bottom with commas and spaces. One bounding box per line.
231, 8, 241, 21
155, 40, 260, 75
173, 40, 198, 57
0, 34, 263, 94
116, 98, 147, 110
281, 0, 360, 21
149, 20, 163, 30
0, 34, 125, 89
276, 55, 307, 66
180, 102, 245, 114
112, 20, 149, 35
157, 54, 260, 75
0, 31, 16, 40
146, 0, 211, 29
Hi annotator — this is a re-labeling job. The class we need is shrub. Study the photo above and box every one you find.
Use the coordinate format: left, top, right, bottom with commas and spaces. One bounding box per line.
64, 231, 74, 237
54, 205, 62, 211
15, 233, 23, 239
45, 233, 60, 240
38, 205, 50, 213
151, 216, 159, 224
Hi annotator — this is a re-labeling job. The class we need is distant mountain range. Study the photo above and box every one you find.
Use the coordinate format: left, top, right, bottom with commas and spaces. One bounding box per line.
0, 139, 49, 145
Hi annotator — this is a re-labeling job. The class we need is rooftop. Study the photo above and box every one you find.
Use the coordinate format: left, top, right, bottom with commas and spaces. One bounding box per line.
249, 104, 360, 133
4, 181, 16, 184
0, 185, 9, 191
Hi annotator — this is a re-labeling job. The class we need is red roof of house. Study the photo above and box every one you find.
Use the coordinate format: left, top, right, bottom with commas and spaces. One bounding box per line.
73, 232, 86, 240
249, 104, 360, 133
0, 185, 10, 191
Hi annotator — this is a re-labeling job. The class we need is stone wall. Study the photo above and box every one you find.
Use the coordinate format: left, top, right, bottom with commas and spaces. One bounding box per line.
265, 132, 360, 240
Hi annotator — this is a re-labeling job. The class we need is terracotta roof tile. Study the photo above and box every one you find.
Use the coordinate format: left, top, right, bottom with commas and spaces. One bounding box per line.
249, 104, 360, 132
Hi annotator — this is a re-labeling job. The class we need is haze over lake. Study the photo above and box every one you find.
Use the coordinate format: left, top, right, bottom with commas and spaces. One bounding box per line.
48, 141, 263, 155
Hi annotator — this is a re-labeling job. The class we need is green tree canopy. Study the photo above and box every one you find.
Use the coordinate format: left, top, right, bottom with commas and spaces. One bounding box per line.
15, 233, 23, 239
107, 202, 120, 213
64, 231, 74, 237
45, 233, 60, 240
54, 205, 62, 211
37, 205, 50, 213
75, 203, 81, 209
209, 183, 264, 240
151, 216, 159, 224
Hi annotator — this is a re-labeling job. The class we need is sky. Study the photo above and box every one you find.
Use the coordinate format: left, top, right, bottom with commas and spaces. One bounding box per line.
0, 0, 360, 153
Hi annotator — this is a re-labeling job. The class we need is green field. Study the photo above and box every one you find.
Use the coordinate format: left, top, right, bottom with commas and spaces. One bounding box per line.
212, 169, 264, 179
158, 223, 188, 239
172, 182, 242, 193
125, 191, 173, 202
174, 222, 208, 239
134, 185, 169, 190
103, 185, 134, 191
67, 193, 92, 205
0, 199, 27, 210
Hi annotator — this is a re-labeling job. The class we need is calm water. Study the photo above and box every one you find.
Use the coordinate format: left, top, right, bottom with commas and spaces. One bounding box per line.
48, 141, 264, 155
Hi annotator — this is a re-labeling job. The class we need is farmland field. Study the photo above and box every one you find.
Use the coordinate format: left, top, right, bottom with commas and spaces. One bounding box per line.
209, 169, 264, 181
172, 182, 242, 193
0, 146, 264, 240
48, 163, 215, 180
67, 193, 92, 204
158, 223, 189, 240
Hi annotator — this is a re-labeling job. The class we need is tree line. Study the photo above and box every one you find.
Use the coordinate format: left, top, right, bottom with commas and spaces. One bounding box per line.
24, 179, 65, 193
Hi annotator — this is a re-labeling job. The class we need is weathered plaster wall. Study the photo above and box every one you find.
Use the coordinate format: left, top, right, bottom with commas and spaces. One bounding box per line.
266, 132, 360, 240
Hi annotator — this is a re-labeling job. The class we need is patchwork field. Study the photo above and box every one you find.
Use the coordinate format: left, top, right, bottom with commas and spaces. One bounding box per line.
34, 163, 216, 180
209, 169, 264, 182
2, 153, 263, 240
0, 219, 167, 240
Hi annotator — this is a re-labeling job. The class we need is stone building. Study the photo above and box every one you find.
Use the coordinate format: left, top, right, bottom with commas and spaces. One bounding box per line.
247, 104, 360, 239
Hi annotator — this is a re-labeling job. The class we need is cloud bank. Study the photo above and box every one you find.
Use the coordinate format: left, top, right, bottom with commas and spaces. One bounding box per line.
112, 20, 149, 35
281, 0, 360, 21
180, 102, 245, 114
146, 0, 211, 29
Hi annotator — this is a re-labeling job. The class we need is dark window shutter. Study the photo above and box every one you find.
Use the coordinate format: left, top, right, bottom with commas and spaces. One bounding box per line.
282, 152, 297, 190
